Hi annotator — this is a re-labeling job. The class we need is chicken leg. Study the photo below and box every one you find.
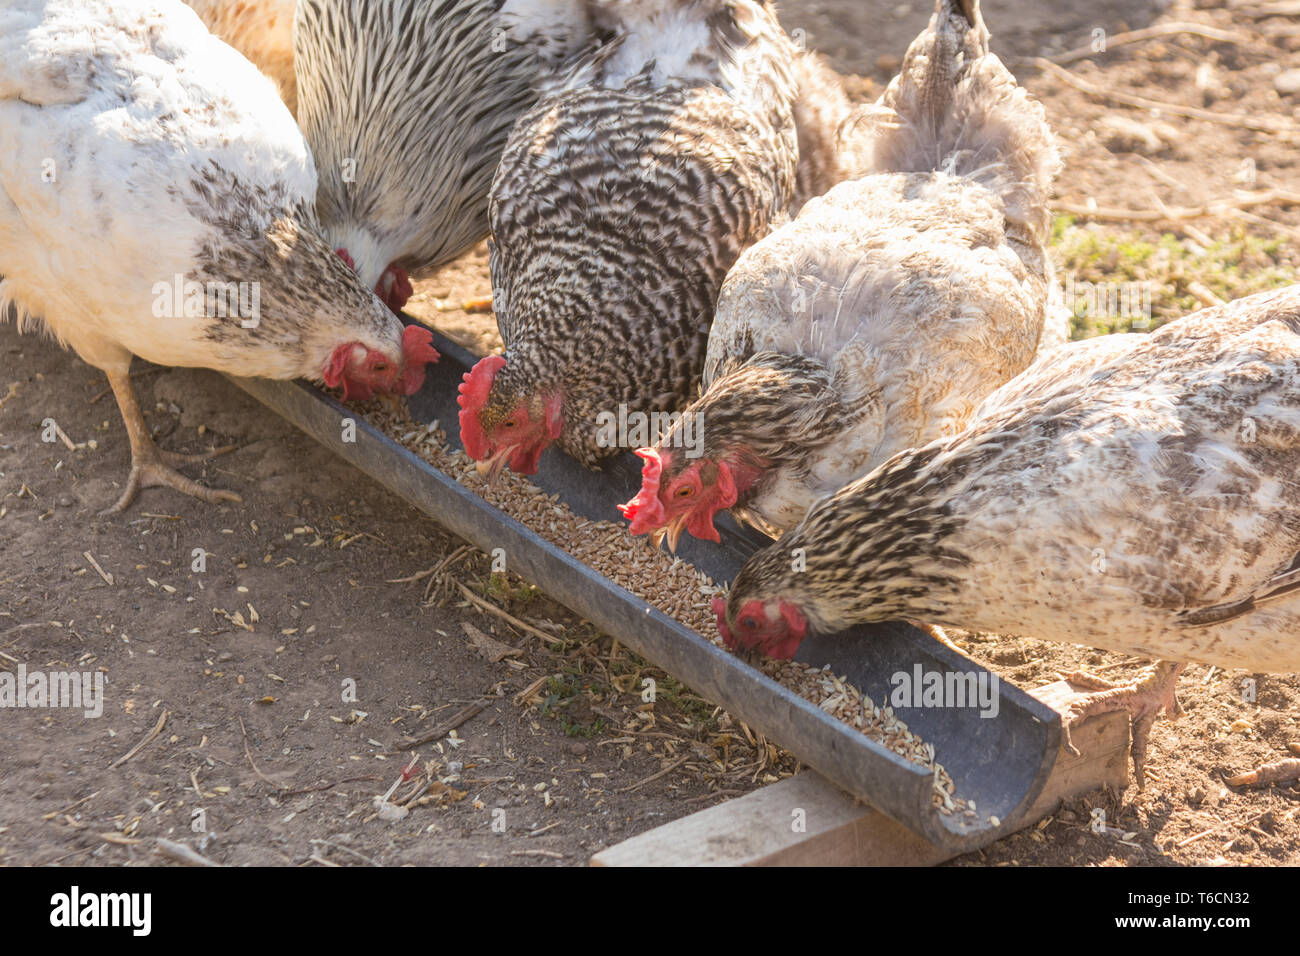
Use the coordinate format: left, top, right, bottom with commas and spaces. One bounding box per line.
1062, 660, 1186, 787
105, 367, 241, 513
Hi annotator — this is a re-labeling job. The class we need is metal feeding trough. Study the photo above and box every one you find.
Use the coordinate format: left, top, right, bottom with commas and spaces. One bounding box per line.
228, 323, 1062, 851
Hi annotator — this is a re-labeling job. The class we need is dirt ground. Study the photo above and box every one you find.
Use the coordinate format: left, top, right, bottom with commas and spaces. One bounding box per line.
3, 0, 1300, 867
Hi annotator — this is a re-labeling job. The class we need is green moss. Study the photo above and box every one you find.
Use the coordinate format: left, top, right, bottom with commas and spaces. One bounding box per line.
1051, 217, 1296, 339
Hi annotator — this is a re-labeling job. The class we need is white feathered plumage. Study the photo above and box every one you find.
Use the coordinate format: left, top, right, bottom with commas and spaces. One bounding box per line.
0, 0, 437, 509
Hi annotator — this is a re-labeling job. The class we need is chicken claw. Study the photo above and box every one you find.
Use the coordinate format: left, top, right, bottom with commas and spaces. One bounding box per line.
1062, 660, 1186, 787
104, 368, 241, 513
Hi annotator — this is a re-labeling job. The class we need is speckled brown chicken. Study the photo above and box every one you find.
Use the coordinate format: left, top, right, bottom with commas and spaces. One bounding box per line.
715, 285, 1300, 781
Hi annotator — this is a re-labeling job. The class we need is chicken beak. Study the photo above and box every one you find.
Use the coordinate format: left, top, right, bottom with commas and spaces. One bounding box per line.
664, 514, 687, 553
474, 447, 513, 487
648, 515, 687, 553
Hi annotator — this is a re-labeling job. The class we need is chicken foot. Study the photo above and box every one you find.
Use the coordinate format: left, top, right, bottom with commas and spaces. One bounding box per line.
105, 367, 242, 512
1061, 660, 1186, 787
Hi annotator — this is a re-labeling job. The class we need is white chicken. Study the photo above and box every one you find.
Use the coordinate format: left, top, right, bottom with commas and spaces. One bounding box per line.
0, 0, 438, 510
621, 0, 1063, 548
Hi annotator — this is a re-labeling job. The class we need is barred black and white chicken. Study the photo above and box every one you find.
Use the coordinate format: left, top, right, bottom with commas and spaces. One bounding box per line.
458, 0, 804, 481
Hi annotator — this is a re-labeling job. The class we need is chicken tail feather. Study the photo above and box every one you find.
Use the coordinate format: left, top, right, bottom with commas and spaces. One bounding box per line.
843, 0, 1060, 249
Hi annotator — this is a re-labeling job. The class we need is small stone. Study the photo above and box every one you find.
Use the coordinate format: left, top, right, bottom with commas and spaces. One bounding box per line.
1274, 69, 1300, 96
217, 651, 234, 663
1098, 115, 1165, 155
57, 496, 73, 508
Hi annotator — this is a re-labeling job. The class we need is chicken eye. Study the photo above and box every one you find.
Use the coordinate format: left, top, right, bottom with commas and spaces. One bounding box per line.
374, 363, 388, 372
675, 486, 694, 499
503, 419, 518, 429
740, 616, 759, 631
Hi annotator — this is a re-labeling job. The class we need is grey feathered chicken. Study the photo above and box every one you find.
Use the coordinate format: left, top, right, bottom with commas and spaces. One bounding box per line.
458, 0, 802, 480
203, 0, 849, 318
621, 0, 1063, 548
293, 0, 596, 311
716, 285, 1300, 780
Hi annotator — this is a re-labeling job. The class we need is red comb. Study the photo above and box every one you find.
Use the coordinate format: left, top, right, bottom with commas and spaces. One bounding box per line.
335, 248, 355, 270
400, 325, 439, 395
457, 354, 507, 460
712, 596, 736, 649
618, 448, 667, 533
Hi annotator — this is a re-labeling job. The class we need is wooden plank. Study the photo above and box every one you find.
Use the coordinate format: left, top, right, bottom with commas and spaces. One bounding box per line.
591, 678, 1132, 866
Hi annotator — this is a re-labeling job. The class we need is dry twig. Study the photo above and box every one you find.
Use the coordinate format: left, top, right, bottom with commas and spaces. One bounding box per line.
155, 838, 221, 867
394, 699, 490, 751
450, 578, 565, 646
109, 710, 168, 769
1046, 22, 1251, 66
616, 755, 689, 793
1032, 58, 1299, 135
1055, 188, 1300, 223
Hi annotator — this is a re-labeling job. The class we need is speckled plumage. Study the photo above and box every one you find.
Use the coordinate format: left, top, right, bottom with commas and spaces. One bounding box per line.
0, 0, 428, 505
651, 0, 1062, 533
0, 0, 402, 377
481, 0, 801, 469
293, 0, 596, 294
726, 285, 1300, 673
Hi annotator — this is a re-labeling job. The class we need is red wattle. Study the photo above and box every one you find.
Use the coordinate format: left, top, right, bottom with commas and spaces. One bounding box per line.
323, 342, 351, 391
399, 324, 440, 395
685, 508, 722, 544
383, 266, 414, 313
707, 598, 738, 650
712, 596, 737, 649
